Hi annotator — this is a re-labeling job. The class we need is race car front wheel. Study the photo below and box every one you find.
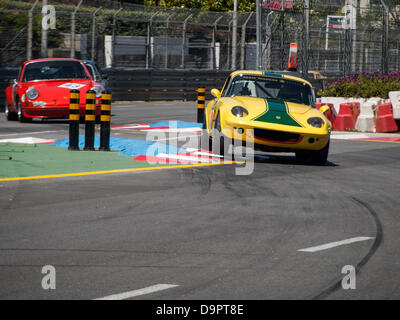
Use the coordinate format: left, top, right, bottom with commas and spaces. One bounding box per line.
17, 99, 30, 123
214, 112, 232, 157
295, 140, 330, 166
199, 110, 212, 151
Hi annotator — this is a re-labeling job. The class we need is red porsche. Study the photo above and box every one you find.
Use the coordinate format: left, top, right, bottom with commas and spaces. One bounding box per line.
4, 58, 105, 122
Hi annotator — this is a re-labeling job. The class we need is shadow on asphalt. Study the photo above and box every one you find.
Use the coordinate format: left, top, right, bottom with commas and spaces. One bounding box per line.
253, 153, 338, 167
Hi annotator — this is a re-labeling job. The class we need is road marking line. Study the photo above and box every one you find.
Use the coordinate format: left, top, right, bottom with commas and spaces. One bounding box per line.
0, 137, 56, 144
298, 237, 375, 253
0, 161, 238, 182
154, 134, 199, 141
94, 284, 179, 300
0, 130, 62, 137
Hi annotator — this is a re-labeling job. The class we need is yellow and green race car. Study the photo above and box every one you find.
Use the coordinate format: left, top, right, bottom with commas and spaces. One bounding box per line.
202, 70, 331, 165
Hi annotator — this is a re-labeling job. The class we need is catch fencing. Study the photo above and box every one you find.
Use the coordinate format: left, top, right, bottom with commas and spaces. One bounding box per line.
1, 0, 400, 82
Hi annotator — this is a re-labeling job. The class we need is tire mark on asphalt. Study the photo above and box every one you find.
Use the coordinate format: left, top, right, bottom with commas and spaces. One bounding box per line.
312, 196, 383, 300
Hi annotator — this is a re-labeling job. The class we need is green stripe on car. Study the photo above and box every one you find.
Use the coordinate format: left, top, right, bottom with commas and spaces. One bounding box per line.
253, 98, 303, 127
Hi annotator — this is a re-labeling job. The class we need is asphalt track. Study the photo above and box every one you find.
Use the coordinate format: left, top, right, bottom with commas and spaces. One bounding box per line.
0, 102, 400, 300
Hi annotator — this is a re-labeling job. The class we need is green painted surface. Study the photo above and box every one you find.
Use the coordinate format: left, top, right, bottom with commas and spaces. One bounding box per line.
0, 143, 175, 179
263, 72, 283, 78
252, 99, 303, 127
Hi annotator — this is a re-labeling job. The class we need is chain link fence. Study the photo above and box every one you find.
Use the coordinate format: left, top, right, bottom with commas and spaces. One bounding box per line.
1, 0, 399, 77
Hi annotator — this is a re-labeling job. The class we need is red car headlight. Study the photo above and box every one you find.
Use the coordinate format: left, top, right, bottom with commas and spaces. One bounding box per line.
26, 87, 39, 100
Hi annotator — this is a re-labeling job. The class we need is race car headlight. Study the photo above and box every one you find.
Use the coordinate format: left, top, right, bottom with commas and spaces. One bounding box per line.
307, 117, 325, 128
26, 87, 38, 100
90, 85, 103, 98
231, 106, 248, 118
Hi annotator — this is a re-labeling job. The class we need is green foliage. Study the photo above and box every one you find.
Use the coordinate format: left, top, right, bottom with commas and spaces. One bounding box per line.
144, 0, 255, 12
318, 72, 400, 99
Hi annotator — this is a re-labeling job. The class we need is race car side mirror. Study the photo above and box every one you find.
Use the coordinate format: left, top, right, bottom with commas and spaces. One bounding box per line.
211, 88, 221, 98
319, 105, 330, 114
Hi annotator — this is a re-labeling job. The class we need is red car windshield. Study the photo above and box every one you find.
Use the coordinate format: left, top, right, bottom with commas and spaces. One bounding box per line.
23, 61, 89, 82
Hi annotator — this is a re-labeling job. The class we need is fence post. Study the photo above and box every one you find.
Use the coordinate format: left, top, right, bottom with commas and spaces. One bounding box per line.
181, 14, 193, 69
111, 8, 123, 68
227, 19, 233, 70
164, 13, 175, 69
212, 16, 223, 70
41, 0, 48, 58
146, 11, 159, 69
317, 24, 326, 71
280, 11, 285, 70
232, 0, 238, 70
381, 2, 389, 74
256, 0, 262, 71
241, 12, 253, 70
70, 0, 83, 59
302, 0, 310, 76
27, 0, 39, 61
91, 7, 102, 61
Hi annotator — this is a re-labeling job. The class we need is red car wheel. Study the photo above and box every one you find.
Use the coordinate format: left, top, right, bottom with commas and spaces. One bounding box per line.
17, 99, 31, 123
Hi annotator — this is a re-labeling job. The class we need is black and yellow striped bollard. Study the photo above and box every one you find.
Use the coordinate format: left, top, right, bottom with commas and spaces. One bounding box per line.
68, 89, 80, 151
84, 89, 96, 151
197, 87, 206, 124
99, 90, 112, 151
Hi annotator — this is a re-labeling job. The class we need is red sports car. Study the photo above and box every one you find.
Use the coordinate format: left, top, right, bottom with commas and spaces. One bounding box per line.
4, 58, 105, 122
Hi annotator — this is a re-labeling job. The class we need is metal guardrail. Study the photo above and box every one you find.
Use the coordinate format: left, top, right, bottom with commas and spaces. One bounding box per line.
0, 68, 325, 107
104, 69, 230, 101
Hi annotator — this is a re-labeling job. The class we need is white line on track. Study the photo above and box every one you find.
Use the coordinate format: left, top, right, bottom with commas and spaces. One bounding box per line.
0, 130, 62, 137
153, 134, 199, 141
298, 237, 375, 253
93, 284, 179, 300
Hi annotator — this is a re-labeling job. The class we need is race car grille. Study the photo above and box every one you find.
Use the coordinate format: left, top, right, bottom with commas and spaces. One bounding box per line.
254, 128, 301, 143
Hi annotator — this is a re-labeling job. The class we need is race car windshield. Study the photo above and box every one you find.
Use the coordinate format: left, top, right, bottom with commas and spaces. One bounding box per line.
225, 75, 314, 106
23, 61, 89, 82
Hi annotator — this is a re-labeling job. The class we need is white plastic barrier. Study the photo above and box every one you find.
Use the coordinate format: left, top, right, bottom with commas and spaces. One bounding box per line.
389, 91, 400, 119
355, 101, 376, 132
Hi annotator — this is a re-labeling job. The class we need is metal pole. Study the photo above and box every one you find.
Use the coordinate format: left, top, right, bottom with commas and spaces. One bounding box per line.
111, 8, 123, 68
231, 0, 238, 70
91, 7, 102, 61
280, 11, 284, 70
397, 39, 400, 70
263, 11, 274, 70
146, 11, 159, 69
212, 16, 223, 70
303, 0, 310, 76
379, 0, 389, 74
164, 13, 175, 69
227, 20, 233, 70
318, 24, 326, 71
71, 0, 83, 59
240, 12, 253, 70
41, 0, 48, 58
256, 0, 262, 70
27, 0, 39, 61
181, 14, 193, 69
